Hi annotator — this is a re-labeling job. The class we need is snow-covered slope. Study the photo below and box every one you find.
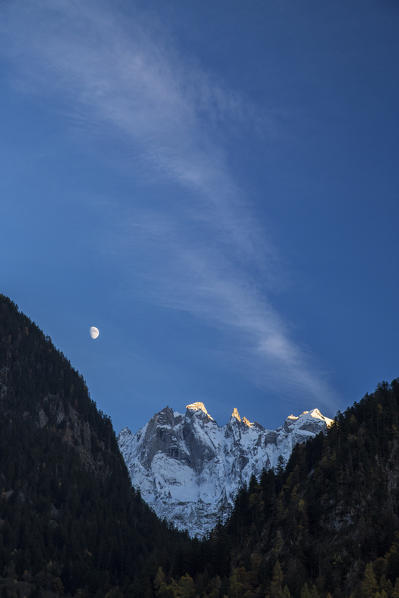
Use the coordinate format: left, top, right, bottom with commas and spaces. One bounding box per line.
118, 403, 333, 538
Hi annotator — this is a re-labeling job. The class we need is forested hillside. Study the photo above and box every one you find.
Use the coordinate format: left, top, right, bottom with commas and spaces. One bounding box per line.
0, 294, 192, 597
155, 380, 399, 597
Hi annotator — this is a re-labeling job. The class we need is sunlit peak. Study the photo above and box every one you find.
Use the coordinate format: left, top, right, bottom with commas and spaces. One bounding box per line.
231, 407, 241, 422
186, 402, 213, 419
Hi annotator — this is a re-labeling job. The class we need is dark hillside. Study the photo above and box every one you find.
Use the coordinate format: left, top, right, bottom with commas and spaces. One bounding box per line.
175, 380, 399, 597
0, 294, 191, 597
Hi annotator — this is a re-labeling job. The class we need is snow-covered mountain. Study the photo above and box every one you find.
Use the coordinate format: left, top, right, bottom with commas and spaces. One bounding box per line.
118, 402, 333, 538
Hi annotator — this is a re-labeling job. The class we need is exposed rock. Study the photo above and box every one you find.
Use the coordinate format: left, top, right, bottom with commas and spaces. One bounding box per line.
118, 403, 333, 537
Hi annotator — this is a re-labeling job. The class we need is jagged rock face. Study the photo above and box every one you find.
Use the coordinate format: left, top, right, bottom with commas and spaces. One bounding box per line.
118, 402, 333, 538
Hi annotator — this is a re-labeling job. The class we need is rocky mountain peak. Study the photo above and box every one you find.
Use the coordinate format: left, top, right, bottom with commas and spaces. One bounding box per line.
231, 407, 241, 422
154, 405, 175, 425
119, 403, 333, 538
186, 401, 213, 420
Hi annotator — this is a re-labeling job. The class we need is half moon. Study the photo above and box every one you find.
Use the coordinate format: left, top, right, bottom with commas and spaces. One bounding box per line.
90, 326, 100, 340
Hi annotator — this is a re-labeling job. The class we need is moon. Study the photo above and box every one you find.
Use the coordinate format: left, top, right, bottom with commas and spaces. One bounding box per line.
89, 326, 100, 340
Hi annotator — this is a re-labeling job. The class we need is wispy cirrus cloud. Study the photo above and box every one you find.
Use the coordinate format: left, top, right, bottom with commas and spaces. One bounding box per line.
0, 0, 338, 409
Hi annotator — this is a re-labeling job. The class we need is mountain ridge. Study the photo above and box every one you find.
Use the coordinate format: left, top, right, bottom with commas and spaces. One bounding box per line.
118, 401, 333, 537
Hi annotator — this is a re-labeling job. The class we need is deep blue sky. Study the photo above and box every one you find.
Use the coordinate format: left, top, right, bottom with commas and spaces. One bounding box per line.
1, 0, 398, 433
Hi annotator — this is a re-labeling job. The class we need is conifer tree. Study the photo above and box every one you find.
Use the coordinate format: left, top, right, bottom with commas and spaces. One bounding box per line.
361, 563, 378, 597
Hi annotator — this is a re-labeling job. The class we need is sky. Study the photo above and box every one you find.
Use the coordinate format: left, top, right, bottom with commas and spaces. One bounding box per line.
1, 0, 399, 433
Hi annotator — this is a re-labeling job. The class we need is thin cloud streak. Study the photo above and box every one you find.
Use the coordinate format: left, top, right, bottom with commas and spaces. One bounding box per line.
121, 217, 338, 410
1, 0, 265, 262
0, 0, 338, 410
